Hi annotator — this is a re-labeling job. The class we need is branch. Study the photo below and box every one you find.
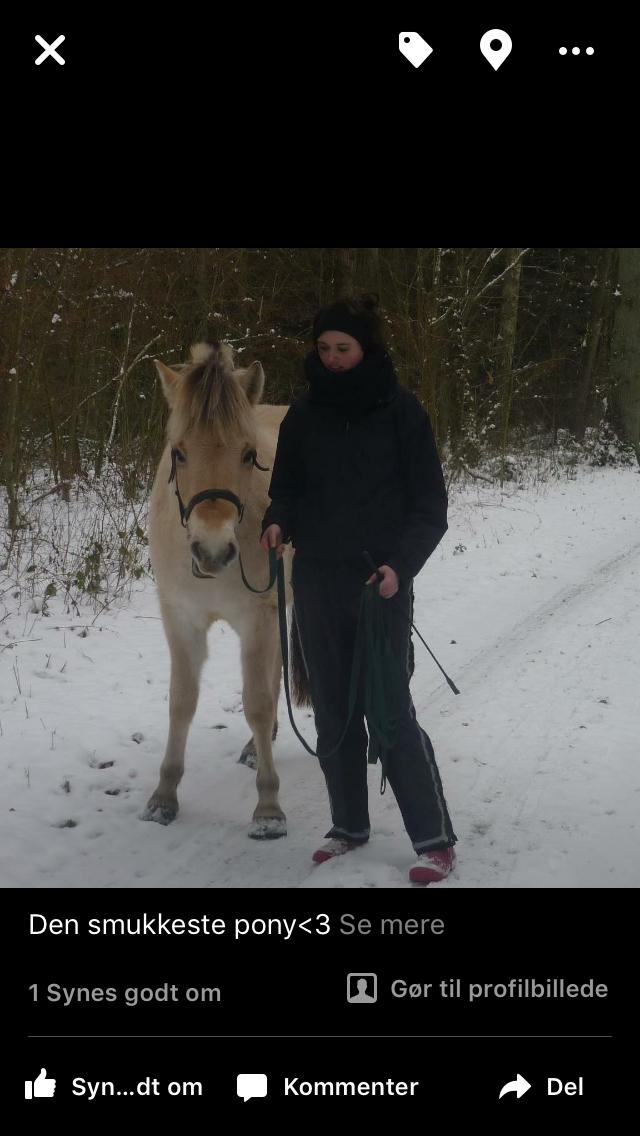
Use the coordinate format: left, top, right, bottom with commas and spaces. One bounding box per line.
457, 463, 495, 484
31, 480, 77, 504
41, 333, 162, 441
469, 248, 532, 308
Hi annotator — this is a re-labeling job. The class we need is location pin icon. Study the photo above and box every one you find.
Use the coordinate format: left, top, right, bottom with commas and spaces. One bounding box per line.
399, 32, 433, 68
480, 29, 512, 70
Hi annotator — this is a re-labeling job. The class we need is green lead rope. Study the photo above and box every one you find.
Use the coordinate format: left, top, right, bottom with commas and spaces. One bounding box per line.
274, 549, 404, 784
239, 547, 458, 792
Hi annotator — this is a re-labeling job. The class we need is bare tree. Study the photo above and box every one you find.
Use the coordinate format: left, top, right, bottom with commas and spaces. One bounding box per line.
575, 247, 614, 439
498, 248, 525, 480
333, 247, 355, 298
611, 248, 640, 462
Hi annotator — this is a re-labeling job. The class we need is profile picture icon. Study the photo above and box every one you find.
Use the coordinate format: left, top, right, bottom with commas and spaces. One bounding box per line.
347, 973, 378, 1003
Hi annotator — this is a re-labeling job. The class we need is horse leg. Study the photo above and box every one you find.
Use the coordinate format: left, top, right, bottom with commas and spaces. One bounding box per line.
141, 610, 207, 825
241, 608, 287, 838
238, 647, 281, 768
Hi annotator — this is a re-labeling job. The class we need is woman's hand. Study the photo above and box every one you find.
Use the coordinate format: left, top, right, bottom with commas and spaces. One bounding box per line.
365, 564, 399, 599
260, 524, 286, 559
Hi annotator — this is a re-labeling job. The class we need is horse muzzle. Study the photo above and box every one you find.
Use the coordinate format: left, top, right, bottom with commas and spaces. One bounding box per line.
190, 540, 237, 579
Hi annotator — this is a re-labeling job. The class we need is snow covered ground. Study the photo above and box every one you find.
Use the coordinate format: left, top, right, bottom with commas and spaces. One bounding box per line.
2, 463, 639, 889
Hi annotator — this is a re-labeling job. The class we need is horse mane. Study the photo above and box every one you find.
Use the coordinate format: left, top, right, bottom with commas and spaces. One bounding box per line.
171, 341, 253, 443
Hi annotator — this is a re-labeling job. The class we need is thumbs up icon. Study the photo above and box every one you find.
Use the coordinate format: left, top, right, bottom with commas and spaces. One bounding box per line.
25, 1069, 56, 1099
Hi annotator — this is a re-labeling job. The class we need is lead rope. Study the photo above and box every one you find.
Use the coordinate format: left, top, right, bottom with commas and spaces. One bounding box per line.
238, 548, 459, 794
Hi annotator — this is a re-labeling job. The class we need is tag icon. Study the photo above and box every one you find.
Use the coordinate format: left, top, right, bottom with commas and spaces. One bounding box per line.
399, 33, 433, 68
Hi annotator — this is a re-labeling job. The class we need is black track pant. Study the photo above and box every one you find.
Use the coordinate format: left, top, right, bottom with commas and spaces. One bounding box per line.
291, 555, 457, 853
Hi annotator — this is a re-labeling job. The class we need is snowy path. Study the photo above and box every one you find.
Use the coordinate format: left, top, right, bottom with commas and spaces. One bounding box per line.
2, 465, 639, 888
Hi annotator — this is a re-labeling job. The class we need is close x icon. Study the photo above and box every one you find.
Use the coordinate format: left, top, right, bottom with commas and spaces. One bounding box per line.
35, 35, 66, 65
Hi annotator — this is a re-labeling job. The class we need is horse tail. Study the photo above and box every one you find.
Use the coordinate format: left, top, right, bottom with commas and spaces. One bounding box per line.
289, 605, 313, 708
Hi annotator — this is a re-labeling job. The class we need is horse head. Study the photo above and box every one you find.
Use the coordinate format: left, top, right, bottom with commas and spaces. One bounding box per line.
156, 341, 266, 578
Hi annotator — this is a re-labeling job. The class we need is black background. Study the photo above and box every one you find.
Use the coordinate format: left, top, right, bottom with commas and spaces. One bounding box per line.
4, 10, 634, 228
10, 17, 631, 92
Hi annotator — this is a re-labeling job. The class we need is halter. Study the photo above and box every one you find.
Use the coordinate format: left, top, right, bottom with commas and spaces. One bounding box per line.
168, 446, 269, 528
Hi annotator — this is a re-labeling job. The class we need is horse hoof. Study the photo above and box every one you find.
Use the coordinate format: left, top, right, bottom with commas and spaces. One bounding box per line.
238, 725, 278, 767
237, 749, 257, 770
248, 816, 287, 839
140, 803, 178, 825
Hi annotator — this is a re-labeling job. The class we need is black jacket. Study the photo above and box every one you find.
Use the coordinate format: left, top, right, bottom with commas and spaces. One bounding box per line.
261, 353, 448, 584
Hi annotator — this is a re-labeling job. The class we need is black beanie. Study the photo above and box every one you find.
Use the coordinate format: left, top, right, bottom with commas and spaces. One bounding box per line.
312, 301, 375, 352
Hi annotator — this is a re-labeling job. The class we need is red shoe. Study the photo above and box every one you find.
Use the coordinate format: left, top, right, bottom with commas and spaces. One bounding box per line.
409, 847, 457, 884
312, 838, 358, 865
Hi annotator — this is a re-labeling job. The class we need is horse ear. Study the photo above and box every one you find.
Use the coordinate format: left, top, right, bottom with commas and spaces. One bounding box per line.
155, 359, 181, 404
237, 360, 265, 405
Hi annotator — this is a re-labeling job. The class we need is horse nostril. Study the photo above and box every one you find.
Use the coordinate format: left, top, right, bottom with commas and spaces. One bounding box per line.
225, 542, 237, 565
190, 542, 202, 561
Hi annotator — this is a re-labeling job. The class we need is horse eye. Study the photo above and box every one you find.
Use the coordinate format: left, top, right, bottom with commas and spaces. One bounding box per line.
243, 449, 257, 465
174, 448, 186, 463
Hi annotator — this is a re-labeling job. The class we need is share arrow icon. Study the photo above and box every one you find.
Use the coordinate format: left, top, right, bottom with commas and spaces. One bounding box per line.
499, 1074, 531, 1099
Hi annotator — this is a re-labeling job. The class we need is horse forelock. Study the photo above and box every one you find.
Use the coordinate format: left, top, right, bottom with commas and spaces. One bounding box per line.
170, 349, 253, 444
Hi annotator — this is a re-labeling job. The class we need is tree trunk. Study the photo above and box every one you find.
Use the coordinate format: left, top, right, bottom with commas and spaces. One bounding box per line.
333, 247, 354, 298
415, 248, 442, 420
498, 249, 524, 480
610, 248, 640, 460
575, 247, 614, 439
2, 248, 30, 529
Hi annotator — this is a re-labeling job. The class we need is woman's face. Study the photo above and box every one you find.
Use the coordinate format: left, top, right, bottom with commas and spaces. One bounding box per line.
316, 331, 364, 372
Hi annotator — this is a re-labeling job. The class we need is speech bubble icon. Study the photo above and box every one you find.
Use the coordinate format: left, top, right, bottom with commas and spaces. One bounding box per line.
237, 1073, 268, 1102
